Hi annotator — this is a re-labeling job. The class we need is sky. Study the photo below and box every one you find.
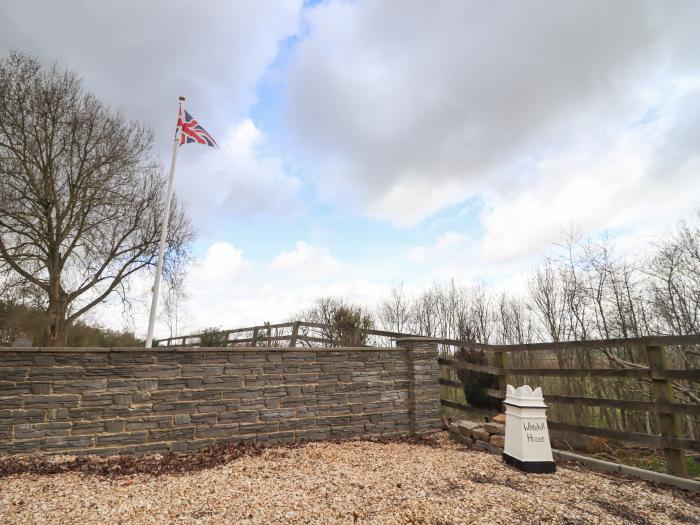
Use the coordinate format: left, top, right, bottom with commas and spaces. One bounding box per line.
1, 0, 700, 338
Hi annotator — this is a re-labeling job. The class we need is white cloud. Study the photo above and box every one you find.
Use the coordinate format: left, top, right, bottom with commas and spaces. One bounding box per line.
178, 119, 302, 226
407, 232, 468, 264
268, 241, 341, 281
366, 179, 473, 228
478, 84, 700, 263
175, 242, 253, 330
402, 83, 700, 280
282, 0, 700, 251
188, 242, 252, 296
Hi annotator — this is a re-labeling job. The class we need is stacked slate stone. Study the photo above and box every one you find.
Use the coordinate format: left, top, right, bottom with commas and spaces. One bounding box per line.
448, 413, 506, 454
0, 343, 444, 456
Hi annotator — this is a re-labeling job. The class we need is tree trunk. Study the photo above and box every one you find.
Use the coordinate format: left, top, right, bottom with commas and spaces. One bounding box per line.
46, 281, 67, 347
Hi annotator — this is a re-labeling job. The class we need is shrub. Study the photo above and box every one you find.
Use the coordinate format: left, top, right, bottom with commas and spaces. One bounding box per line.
456, 347, 502, 411
198, 328, 229, 347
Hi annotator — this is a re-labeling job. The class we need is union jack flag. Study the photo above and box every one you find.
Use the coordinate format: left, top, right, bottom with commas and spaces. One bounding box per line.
177, 107, 218, 148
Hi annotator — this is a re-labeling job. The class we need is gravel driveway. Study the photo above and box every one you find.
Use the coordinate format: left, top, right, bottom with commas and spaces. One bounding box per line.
0, 433, 697, 524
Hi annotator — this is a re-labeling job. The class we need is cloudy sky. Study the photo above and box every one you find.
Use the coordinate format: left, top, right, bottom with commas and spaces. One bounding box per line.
2, 1, 699, 338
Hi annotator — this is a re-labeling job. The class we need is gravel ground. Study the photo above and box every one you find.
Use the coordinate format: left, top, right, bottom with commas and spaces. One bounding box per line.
0, 433, 697, 525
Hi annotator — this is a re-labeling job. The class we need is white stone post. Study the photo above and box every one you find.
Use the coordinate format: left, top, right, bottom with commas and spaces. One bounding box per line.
502, 384, 556, 473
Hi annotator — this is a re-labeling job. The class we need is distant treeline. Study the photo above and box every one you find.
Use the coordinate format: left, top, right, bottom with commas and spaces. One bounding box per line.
0, 300, 140, 347
375, 215, 699, 343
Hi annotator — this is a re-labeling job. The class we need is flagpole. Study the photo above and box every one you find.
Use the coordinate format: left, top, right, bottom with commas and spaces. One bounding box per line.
145, 96, 185, 348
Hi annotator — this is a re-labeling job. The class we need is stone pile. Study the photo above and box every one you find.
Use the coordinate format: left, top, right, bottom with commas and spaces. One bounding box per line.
448, 413, 506, 454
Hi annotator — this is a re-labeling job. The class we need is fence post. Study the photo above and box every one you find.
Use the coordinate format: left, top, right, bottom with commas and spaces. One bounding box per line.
290, 321, 300, 347
251, 327, 259, 348
494, 349, 507, 400
645, 344, 687, 477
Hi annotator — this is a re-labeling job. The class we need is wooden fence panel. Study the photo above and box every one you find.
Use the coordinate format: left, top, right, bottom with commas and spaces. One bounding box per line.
438, 352, 699, 476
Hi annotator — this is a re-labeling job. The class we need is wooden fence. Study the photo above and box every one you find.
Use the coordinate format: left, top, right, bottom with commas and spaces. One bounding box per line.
437, 335, 700, 477
153, 321, 409, 348
155, 327, 699, 477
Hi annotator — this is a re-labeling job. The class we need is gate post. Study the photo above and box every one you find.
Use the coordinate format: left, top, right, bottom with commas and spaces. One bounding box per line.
396, 337, 442, 437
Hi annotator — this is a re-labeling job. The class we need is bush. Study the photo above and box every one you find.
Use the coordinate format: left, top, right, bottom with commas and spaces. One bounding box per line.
198, 328, 229, 347
293, 297, 375, 347
329, 306, 373, 346
456, 347, 502, 411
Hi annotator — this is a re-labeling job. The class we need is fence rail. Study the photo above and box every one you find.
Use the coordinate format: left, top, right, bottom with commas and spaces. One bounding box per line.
154, 322, 414, 348
156, 326, 700, 352
437, 356, 700, 380
439, 377, 700, 415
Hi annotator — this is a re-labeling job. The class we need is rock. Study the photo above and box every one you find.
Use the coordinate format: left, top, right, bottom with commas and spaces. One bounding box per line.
483, 422, 505, 434
471, 428, 490, 442
453, 433, 474, 447
456, 420, 480, 438
447, 422, 475, 446
491, 413, 506, 424
490, 434, 505, 448
475, 440, 490, 451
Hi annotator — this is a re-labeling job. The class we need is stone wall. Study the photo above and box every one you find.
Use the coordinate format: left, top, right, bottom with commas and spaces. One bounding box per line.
0, 338, 441, 455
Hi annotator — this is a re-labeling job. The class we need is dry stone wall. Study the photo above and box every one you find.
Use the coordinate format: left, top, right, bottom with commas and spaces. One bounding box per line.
0, 339, 441, 456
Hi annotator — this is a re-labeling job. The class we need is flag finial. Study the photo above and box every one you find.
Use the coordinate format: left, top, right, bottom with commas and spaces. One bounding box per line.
179, 96, 185, 101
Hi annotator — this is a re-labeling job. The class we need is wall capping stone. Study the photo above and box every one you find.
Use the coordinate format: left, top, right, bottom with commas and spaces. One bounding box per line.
0, 346, 410, 354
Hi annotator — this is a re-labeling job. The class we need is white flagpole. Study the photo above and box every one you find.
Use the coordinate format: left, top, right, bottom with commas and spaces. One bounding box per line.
145, 96, 185, 348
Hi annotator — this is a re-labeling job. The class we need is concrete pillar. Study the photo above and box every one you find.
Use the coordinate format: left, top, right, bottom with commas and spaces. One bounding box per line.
396, 337, 442, 437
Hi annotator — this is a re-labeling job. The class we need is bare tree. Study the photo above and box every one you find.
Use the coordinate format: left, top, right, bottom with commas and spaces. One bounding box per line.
0, 52, 194, 345
647, 216, 700, 336
376, 281, 413, 334
529, 259, 566, 342
495, 293, 533, 345
159, 265, 188, 339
